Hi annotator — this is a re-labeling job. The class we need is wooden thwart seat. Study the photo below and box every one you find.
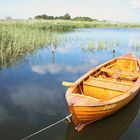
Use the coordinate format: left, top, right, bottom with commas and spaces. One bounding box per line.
83, 77, 131, 92
72, 93, 101, 102
101, 68, 139, 81
89, 76, 133, 86
82, 77, 132, 100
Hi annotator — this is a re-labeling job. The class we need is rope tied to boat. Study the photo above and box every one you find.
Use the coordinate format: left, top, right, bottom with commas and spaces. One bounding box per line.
21, 114, 72, 140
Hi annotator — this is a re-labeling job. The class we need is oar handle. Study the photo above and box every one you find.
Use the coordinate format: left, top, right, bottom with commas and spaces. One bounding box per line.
62, 81, 74, 87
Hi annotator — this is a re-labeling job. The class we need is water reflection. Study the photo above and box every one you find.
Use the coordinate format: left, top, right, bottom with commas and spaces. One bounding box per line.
66, 93, 140, 140
1, 28, 140, 68
112, 49, 116, 58
80, 40, 121, 52
0, 105, 9, 122
52, 47, 55, 64
0, 28, 140, 140
10, 85, 66, 116
32, 64, 62, 74
56, 28, 140, 58
129, 40, 140, 52
31, 62, 99, 75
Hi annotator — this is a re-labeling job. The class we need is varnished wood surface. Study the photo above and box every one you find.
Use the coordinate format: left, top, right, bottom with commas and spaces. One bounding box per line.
66, 93, 140, 140
65, 53, 140, 131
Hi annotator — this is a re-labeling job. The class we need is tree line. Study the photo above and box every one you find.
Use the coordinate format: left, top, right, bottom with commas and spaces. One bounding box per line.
34, 13, 98, 22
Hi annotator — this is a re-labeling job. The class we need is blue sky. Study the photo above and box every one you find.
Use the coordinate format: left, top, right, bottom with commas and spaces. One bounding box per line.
0, 0, 140, 23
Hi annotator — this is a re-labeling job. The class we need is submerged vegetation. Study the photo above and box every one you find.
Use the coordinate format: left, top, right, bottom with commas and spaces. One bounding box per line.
80, 40, 121, 52
0, 19, 140, 67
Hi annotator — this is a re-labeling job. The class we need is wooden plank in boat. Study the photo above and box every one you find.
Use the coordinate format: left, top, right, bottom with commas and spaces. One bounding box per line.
83, 77, 131, 92
89, 76, 133, 86
101, 68, 139, 81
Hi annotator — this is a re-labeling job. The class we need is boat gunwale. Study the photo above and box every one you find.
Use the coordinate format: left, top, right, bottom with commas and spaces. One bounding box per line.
69, 88, 140, 107
66, 53, 140, 107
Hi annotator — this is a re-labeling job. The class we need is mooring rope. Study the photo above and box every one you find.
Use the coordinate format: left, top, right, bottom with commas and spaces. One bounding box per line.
21, 114, 72, 140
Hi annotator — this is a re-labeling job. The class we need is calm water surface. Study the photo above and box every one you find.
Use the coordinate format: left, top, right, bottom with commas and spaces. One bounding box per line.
0, 28, 140, 140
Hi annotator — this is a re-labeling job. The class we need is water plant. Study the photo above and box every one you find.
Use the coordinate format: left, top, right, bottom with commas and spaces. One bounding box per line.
0, 21, 53, 67
0, 19, 140, 67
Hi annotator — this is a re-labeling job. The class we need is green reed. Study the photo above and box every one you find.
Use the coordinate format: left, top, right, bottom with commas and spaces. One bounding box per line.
35, 20, 140, 29
0, 19, 140, 67
3, 19, 139, 32
0, 21, 53, 67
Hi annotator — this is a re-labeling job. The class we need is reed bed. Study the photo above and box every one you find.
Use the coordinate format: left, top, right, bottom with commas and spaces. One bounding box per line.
27, 20, 140, 30
0, 21, 53, 67
1, 19, 139, 32
0, 19, 140, 67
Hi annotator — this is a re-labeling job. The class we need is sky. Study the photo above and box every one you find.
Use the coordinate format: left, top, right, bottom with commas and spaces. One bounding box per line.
0, 0, 140, 23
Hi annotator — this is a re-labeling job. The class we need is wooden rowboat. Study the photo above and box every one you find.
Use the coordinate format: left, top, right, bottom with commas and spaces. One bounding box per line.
66, 93, 140, 140
63, 53, 140, 131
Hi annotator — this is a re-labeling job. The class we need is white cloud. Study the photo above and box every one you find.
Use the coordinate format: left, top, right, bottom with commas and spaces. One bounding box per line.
10, 84, 66, 116
31, 63, 93, 75
89, 59, 99, 65
0, 106, 11, 122
57, 45, 73, 54
0, 0, 140, 22
32, 64, 62, 74
132, 0, 140, 8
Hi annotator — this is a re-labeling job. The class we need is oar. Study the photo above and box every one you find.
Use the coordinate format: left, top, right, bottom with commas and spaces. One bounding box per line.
62, 81, 74, 87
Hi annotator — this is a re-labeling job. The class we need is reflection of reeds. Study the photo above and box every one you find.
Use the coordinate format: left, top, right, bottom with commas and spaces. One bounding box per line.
80, 40, 121, 52
0, 22, 53, 67
129, 40, 140, 52
1, 19, 140, 67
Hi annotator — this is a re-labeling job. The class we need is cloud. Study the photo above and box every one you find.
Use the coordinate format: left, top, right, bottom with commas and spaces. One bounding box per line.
57, 44, 73, 54
10, 84, 66, 116
132, 0, 140, 8
32, 64, 62, 74
89, 59, 99, 65
31, 63, 93, 75
31, 55, 100, 75
65, 64, 91, 73
0, 106, 11, 122
0, 0, 140, 22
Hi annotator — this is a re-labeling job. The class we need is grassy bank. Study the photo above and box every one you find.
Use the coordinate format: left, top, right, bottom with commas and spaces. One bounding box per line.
26, 19, 140, 29
0, 19, 140, 67
1, 19, 140, 32
28, 19, 140, 30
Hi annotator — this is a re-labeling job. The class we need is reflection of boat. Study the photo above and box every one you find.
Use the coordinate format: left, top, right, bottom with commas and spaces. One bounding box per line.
63, 53, 140, 131
65, 93, 140, 140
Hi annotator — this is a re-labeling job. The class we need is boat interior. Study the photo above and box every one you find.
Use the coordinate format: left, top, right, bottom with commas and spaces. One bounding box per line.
73, 57, 140, 101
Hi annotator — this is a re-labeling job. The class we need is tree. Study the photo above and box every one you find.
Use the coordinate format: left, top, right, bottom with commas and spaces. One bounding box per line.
55, 14, 71, 20
5, 16, 12, 20
34, 15, 43, 19
55, 16, 59, 19
47, 16, 54, 20
34, 13, 71, 20
34, 14, 48, 20
72, 16, 94, 22
42, 14, 48, 20
63, 13, 71, 20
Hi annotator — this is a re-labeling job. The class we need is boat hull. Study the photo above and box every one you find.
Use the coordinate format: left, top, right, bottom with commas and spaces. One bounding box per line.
65, 53, 140, 131
69, 86, 140, 131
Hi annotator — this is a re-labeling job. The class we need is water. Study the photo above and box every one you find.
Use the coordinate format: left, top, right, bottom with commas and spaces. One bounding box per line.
0, 28, 140, 140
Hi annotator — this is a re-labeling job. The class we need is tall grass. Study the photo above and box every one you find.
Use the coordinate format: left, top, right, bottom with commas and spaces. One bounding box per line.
0, 21, 53, 67
27, 19, 140, 30
0, 19, 140, 67
2, 19, 139, 32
